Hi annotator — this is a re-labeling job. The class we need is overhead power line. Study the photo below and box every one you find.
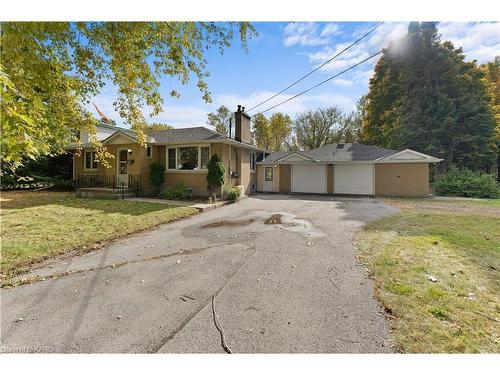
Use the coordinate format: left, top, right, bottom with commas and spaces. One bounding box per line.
247, 21, 384, 113
254, 50, 383, 116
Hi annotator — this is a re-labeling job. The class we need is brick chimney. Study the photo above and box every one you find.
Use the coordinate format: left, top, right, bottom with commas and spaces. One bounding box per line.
235, 105, 251, 144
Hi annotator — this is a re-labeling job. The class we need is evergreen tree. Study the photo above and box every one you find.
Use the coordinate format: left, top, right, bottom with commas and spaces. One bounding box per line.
362, 22, 496, 170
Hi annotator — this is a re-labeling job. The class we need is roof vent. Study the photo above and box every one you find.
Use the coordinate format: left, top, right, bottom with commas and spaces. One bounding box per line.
336, 143, 345, 149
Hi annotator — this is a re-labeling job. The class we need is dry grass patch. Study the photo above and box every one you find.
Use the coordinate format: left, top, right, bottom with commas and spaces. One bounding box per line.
1, 191, 198, 281
357, 198, 500, 353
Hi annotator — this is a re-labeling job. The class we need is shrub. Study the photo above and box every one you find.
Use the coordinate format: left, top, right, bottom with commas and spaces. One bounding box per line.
434, 167, 499, 198
160, 181, 190, 200
207, 154, 225, 197
223, 184, 241, 201
149, 161, 165, 196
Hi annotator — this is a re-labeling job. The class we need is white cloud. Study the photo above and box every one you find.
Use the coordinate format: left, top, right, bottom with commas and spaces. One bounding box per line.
283, 22, 342, 47
320, 23, 341, 37
307, 22, 408, 79
439, 22, 500, 63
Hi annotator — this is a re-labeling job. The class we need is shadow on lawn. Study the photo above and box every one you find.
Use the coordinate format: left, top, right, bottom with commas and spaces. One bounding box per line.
0, 191, 183, 216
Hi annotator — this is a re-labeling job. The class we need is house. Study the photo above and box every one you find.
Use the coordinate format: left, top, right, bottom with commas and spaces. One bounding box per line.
68, 104, 441, 198
68, 105, 264, 197
257, 143, 442, 196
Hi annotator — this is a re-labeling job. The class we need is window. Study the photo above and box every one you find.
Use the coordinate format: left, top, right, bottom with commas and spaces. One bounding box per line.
200, 147, 210, 169
265, 167, 273, 181
84, 151, 97, 170
167, 146, 210, 170
168, 148, 176, 169
250, 152, 256, 171
146, 145, 153, 158
178, 147, 198, 170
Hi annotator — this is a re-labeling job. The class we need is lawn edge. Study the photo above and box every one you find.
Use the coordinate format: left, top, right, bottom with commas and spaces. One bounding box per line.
1, 207, 200, 287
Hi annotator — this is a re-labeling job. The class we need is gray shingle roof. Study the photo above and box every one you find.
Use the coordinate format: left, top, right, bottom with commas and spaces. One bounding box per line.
147, 127, 225, 143
262, 143, 398, 163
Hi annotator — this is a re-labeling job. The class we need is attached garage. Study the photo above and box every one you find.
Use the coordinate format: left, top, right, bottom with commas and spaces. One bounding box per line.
291, 164, 327, 194
334, 164, 374, 195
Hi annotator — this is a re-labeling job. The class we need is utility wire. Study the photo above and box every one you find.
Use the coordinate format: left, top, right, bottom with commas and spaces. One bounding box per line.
254, 50, 383, 116
247, 22, 384, 113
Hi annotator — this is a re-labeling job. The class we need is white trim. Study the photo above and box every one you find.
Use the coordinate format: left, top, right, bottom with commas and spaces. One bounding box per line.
101, 130, 137, 145
271, 152, 318, 164
83, 150, 98, 171
376, 149, 443, 163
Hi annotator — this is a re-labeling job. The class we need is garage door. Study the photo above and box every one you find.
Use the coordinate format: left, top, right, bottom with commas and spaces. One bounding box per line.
334, 164, 374, 195
291, 164, 326, 193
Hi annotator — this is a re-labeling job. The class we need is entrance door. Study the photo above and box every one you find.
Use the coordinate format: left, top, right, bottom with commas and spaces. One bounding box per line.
117, 149, 129, 187
263, 166, 274, 192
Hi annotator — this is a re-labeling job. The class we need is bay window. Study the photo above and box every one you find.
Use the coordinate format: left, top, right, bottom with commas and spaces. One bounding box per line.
166, 146, 210, 171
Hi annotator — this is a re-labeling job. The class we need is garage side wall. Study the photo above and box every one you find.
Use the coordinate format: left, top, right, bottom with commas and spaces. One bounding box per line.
375, 163, 430, 197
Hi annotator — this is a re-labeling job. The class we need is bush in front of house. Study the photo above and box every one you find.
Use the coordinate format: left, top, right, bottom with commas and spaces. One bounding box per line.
434, 167, 499, 198
223, 184, 241, 201
160, 181, 190, 200
149, 161, 165, 196
207, 154, 225, 197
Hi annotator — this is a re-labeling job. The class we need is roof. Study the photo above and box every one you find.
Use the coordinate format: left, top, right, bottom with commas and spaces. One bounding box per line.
147, 127, 225, 143
307, 143, 398, 162
67, 125, 265, 152
261, 143, 398, 163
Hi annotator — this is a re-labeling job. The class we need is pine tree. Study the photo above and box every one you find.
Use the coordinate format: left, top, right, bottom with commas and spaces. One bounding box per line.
362, 22, 496, 171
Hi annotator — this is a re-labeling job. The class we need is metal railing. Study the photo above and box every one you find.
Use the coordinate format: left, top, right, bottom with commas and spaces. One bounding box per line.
73, 174, 141, 198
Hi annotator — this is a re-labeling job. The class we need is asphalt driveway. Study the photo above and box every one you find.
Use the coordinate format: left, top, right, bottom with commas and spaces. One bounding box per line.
1, 194, 397, 353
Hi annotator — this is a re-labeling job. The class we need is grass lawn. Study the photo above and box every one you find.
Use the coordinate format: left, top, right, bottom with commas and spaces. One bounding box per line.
0, 191, 198, 281
357, 198, 500, 353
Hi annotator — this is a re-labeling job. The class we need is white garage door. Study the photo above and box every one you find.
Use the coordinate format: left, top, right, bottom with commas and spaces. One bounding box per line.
334, 164, 374, 195
292, 164, 327, 194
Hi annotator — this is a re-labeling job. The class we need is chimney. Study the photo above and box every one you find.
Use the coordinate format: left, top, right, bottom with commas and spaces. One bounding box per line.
234, 104, 251, 144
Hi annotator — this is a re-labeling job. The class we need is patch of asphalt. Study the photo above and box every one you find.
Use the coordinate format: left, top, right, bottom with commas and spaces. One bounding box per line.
1, 194, 398, 353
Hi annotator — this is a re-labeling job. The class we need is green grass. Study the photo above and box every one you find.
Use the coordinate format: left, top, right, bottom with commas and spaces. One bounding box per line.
357, 202, 500, 353
1, 191, 198, 280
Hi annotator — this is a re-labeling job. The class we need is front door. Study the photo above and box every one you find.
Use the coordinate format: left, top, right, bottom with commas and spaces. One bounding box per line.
117, 149, 129, 187
263, 166, 274, 192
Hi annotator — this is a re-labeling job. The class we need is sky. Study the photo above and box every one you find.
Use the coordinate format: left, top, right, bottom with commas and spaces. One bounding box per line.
89, 22, 500, 129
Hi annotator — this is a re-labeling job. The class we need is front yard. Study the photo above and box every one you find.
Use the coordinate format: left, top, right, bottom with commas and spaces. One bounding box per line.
0, 191, 198, 281
357, 198, 500, 353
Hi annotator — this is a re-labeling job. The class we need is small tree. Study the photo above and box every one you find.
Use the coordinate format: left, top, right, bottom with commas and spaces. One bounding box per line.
206, 154, 225, 197
149, 161, 165, 197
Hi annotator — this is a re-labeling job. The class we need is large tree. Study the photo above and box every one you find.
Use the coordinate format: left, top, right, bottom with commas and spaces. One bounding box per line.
362, 22, 496, 171
251, 112, 293, 151
252, 113, 271, 150
480, 56, 500, 178
206, 105, 231, 136
293, 103, 364, 151
0, 22, 256, 170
